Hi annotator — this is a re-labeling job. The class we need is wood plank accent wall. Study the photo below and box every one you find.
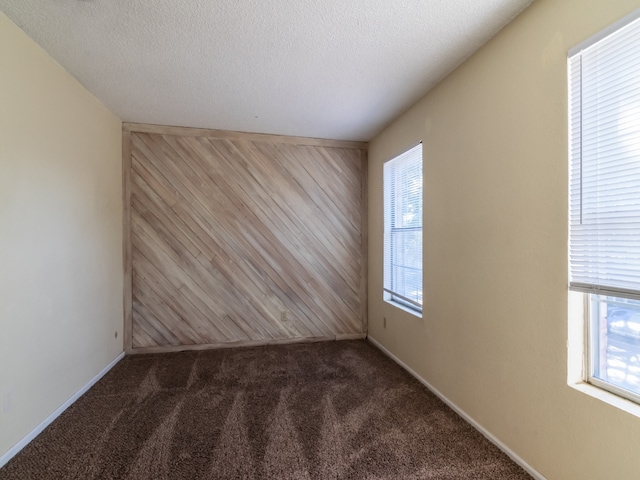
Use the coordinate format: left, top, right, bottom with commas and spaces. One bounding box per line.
123, 124, 368, 353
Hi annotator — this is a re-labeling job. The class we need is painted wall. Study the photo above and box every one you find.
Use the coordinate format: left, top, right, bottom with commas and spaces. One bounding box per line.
0, 13, 123, 459
368, 1, 640, 479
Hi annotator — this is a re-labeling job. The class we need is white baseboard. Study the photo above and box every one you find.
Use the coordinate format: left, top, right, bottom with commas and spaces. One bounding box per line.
0, 351, 125, 469
367, 336, 546, 480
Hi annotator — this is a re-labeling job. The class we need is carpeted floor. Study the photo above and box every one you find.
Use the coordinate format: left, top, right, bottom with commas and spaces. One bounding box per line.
0, 340, 532, 479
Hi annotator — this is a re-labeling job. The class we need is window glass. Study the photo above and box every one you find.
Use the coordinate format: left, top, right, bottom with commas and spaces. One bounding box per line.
590, 295, 640, 398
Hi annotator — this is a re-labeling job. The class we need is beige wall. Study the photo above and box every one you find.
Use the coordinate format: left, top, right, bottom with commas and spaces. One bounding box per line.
368, 1, 640, 479
0, 13, 123, 459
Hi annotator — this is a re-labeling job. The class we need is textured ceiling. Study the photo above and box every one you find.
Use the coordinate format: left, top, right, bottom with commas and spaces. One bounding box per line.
0, 0, 532, 141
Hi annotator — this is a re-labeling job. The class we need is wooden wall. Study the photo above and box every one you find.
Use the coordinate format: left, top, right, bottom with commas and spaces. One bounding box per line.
122, 124, 368, 353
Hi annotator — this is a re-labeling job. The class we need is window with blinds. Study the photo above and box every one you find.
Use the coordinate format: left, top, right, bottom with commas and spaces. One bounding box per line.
383, 143, 423, 313
568, 9, 640, 402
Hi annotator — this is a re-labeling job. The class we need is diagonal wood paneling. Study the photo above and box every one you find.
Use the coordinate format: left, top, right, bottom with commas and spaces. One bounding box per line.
125, 127, 367, 351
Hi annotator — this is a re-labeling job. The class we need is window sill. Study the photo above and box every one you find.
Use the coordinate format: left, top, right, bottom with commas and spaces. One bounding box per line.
385, 299, 422, 319
569, 381, 640, 419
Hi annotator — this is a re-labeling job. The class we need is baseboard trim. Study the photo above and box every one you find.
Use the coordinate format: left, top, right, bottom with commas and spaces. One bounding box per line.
128, 334, 367, 355
367, 336, 546, 480
0, 351, 125, 469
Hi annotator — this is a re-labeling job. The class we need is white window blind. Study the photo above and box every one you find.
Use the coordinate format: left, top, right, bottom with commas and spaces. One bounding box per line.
383, 143, 423, 310
569, 11, 640, 300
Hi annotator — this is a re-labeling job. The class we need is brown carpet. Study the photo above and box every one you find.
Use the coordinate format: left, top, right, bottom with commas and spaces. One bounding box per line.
0, 340, 532, 479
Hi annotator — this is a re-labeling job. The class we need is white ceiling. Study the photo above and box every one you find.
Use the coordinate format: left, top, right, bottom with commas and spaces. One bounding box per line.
0, 0, 532, 141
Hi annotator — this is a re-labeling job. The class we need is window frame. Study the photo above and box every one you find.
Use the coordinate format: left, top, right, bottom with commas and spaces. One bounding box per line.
382, 142, 423, 315
568, 8, 640, 405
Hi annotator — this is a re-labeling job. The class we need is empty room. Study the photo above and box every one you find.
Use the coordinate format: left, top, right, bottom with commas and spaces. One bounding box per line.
2, 0, 640, 478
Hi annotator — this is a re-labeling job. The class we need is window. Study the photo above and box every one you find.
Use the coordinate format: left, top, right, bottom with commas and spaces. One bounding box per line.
383, 143, 423, 313
568, 9, 640, 403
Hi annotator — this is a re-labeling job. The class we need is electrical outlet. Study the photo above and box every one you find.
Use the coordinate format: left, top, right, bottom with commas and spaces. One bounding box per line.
281, 311, 287, 322
383, 317, 387, 328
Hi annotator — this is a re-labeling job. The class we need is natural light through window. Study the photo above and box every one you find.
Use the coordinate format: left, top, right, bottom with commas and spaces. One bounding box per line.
383, 143, 423, 313
568, 10, 640, 403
